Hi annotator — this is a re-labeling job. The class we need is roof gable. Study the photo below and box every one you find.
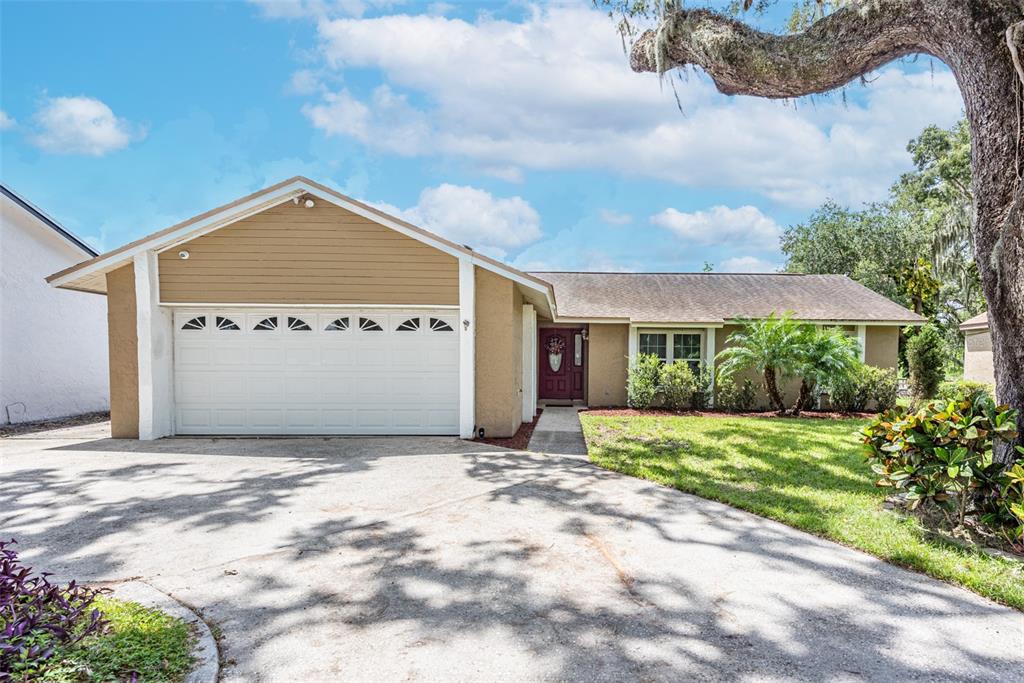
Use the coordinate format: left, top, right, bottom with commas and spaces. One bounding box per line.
46, 177, 554, 306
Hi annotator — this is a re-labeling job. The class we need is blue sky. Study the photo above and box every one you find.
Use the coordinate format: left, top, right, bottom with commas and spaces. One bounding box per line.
0, 1, 964, 273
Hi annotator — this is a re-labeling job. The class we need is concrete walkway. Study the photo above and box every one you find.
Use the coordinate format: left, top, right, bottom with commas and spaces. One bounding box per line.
527, 406, 588, 455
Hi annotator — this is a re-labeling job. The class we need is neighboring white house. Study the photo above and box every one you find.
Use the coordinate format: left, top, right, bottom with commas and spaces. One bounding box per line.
1, 185, 109, 424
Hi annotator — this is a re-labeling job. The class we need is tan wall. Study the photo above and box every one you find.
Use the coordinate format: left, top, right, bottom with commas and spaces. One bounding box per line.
159, 201, 458, 305
106, 264, 139, 438
963, 329, 995, 385
587, 324, 628, 406
864, 326, 899, 368
474, 267, 523, 438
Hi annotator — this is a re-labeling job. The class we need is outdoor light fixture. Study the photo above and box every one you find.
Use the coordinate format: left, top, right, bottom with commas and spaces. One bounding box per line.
463, 319, 471, 330
581, 329, 589, 341
304, 198, 315, 208
178, 250, 190, 260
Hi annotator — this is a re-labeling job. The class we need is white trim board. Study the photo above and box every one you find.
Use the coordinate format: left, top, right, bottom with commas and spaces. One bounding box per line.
160, 302, 460, 309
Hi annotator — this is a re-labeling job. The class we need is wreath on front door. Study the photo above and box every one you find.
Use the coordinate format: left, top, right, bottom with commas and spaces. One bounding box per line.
545, 336, 566, 356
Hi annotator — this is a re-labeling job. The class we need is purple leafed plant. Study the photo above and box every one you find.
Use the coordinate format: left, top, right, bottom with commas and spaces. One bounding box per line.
0, 539, 107, 679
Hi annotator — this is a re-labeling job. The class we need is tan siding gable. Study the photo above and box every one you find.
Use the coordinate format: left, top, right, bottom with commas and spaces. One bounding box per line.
158, 202, 459, 305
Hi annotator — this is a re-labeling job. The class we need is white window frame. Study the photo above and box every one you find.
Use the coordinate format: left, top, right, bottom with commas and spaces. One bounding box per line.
637, 328, 706, 367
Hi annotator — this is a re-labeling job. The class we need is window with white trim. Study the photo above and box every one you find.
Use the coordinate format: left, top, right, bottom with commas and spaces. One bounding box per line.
673, 333, 702, 374
639, 329, 705, 371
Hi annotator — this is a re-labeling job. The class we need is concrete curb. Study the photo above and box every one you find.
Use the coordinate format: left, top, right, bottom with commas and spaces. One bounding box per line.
110, 581, 219, 683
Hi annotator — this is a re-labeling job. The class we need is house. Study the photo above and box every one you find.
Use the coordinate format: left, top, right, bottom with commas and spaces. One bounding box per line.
46, 177, 924, 439
959, 312, 994, 385
1, 185, 109, 424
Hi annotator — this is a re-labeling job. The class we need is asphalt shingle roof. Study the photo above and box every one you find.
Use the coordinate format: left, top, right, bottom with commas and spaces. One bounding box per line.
529, 272, 924, 324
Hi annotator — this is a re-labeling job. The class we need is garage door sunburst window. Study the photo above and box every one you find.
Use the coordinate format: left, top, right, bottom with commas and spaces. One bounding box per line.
288, 317, 312, 331
254, 317, 278, 331
325, 317, 350, 331
181, 316, 206, 331
359, 317, 383, 332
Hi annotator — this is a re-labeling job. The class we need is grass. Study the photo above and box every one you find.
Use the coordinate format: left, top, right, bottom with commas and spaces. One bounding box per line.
39, 596, 195, 682
580, 413, 1024, 610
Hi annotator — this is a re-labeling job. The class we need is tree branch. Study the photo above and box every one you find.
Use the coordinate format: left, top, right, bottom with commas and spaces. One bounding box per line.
630, 3, 932, 99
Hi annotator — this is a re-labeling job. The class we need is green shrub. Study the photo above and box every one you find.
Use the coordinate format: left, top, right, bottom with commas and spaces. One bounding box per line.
862, 395, 1021, 535
627, 353, 661, 409
690, 365, 714, 410
906, 324, 945, 399
937, 379, 994, 405
661, 361, 698, 411
714, 375, 758, 412
735, 378, 757, 411
864, 366, 899, 411
827, 364, 898, 412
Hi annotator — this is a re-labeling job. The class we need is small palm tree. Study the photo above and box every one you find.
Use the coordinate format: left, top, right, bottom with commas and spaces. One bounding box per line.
790, 327, 861, 415
716, 313, 806, 415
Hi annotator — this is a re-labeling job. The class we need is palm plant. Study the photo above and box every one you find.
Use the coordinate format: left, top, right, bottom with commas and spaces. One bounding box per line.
716, 313, 807, 415
790, 327, 861, 415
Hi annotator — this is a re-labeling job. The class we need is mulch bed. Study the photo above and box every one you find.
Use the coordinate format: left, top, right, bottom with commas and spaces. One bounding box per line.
473, 409, 543, 450
0, 411, 111, 438
582, 407, 876, 420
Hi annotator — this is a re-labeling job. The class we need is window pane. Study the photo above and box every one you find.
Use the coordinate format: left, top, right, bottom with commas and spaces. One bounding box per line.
639, 333, 667, 360
574, 333, 583, 366
673, 333, 701, 361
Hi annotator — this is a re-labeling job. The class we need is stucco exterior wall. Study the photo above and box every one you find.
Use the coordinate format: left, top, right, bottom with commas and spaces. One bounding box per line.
864, 326, 899, 368
106, 263, 140, 438
473, 267, 523, 438
0, 195, 109, 424
587, 324, 628, 406
158, 201, 459, 305
963, 329, 995, 385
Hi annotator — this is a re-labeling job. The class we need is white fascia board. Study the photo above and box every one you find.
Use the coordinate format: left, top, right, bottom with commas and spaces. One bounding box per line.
632, 321, 726, 329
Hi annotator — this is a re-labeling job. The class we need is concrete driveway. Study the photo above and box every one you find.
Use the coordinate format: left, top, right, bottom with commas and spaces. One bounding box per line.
2, 423, 1022, 682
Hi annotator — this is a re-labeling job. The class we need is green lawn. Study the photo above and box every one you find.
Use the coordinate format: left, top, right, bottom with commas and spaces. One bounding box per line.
40, 597, 195, 682
580, 413, 1024, 610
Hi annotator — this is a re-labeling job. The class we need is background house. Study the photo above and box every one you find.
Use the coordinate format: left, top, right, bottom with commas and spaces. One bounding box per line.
1, 185, 109, 424
959, 312, 994, 385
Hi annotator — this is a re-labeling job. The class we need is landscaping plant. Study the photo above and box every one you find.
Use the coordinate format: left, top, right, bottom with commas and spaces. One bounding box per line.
906, 324, 946, 400
716, 313, 804, 415
790, 327, 860, 415
659, 360, 698, 411
936, 379, 994, 406
862, 394, 1022, 544
0, 539, 106, 680
828, 365, 899, 413
626, 353, 661, 409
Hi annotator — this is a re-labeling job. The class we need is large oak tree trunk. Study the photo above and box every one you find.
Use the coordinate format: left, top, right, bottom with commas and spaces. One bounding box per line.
631, 0, 1024, 459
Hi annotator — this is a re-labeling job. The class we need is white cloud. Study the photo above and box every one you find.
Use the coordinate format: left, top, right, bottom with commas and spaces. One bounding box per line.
720, 256, 781, 273
0, 110, 14, 130
376, 183, 542, 258
30, 96, 144, 156
292, 5, 963, 208
250, 0, 400, 20
651, 205, 782, 249
479, 165, 524, 183
599, 209, 633, 226
286, 69, 322, 95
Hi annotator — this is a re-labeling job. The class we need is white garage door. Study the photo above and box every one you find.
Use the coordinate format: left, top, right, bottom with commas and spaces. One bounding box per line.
172, 309, 460, 435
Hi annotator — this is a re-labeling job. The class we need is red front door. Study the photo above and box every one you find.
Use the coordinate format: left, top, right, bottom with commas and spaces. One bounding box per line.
538, 328, 585, 401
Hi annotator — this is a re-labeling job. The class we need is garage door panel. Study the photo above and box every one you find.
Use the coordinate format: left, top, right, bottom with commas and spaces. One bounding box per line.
174, 308, 459, 435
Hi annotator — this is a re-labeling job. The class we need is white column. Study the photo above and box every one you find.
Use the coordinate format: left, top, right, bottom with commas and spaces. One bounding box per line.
134, 252, 174, 440
627, 324, 639, 363
459, 258, 476, 438
857, 324, 867, 363
704, 326, 717, 407
521, 303, 536, 422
